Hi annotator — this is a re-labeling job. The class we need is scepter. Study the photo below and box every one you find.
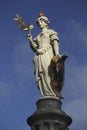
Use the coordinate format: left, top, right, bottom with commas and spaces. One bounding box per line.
13, 14, 34, 35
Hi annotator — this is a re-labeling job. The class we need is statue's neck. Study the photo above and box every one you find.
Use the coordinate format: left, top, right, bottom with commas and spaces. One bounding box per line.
42, 27, 48, 32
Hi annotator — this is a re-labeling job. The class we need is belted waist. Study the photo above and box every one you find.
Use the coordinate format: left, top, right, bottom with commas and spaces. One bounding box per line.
36, 45, 52, 55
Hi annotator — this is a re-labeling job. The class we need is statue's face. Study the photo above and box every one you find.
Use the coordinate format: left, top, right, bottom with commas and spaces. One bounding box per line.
38, 19, 48, 29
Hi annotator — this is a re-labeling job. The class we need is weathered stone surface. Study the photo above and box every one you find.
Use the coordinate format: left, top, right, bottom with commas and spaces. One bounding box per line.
27, 97, 72, 130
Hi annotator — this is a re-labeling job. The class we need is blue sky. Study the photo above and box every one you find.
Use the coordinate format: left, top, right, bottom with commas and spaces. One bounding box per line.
0, 0, 87, 130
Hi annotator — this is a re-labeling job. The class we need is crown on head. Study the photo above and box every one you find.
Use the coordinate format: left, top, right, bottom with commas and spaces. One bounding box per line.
39, 12, 45, 17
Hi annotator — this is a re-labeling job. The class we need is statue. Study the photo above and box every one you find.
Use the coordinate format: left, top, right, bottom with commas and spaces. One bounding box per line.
14, 12, 68, 99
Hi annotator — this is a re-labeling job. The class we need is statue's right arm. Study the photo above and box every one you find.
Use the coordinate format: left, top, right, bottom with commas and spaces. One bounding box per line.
27, 34, 37, 52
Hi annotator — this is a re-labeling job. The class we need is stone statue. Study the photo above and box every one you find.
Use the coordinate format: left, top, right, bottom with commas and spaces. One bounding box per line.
14, 12, 68, 99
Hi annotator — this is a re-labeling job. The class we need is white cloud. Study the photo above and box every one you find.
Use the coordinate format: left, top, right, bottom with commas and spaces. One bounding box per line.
62, 18, 87, 99
61, 19, 87, 63
0, 40, 37, 100
66, 19, 87, 46
0, 81, 13, 98
63, 54, 87, 130
66, 62, 87, 98
64, 98, 87, 130
11, 41, 34, 77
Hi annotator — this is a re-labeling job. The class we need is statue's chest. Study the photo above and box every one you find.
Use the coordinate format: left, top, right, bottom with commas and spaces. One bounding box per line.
37, 32, 50, 44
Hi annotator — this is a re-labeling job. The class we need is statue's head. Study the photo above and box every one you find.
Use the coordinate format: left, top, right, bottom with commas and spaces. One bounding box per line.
36, 12, 50, 26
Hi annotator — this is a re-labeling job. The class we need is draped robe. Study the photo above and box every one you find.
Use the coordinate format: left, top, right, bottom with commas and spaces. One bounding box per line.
32, 29, 59, 97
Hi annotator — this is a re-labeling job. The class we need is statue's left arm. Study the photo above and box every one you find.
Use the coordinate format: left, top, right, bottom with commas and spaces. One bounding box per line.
50, 30, 60, 56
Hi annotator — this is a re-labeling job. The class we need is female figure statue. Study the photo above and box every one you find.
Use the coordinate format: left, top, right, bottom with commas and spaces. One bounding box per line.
27, 13, 66, 99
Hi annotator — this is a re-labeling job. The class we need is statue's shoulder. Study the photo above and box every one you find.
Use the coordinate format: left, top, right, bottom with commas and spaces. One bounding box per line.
48, 29, 59, 41
48, 29, 58, 36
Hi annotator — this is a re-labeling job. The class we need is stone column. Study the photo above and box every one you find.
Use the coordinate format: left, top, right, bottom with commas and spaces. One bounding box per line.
27, 97, 72, 130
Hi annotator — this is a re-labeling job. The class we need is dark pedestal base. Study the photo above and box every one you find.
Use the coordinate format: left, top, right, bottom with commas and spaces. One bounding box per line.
27, 97, 72, 130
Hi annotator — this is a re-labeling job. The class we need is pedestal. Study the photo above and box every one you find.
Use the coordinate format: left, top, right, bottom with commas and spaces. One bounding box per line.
27, 97, 72, 130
